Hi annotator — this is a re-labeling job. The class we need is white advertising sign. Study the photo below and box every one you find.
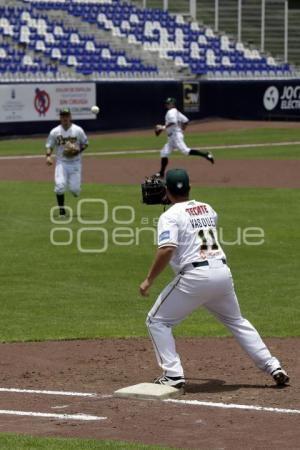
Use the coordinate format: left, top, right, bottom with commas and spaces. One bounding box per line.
263, 85, 300, 112
0, 83, 96, 122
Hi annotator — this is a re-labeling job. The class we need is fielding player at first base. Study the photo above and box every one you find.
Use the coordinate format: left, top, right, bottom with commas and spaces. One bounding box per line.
45, 108, 88, 216
139, 168, 289, 388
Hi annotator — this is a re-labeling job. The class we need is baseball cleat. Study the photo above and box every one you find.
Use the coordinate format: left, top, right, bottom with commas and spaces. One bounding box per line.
59, 207, 66, 217
271, 368, 290, 386
154, 375, 185, 389
206, 152, 215, 164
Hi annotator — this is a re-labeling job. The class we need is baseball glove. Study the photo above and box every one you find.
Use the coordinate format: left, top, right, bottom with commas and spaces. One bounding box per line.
141, 175, 170, 205
63, 141, 79, 158
155, 124, 165, 136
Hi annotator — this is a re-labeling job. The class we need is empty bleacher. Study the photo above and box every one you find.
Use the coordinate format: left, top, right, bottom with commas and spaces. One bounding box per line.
0, 0, 293, 81
0, 3, 159, 80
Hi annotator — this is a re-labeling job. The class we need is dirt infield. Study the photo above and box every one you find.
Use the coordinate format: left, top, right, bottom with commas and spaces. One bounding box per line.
0, 157, 300, 188
0, 338, 299, 449
0, 120, 299, 449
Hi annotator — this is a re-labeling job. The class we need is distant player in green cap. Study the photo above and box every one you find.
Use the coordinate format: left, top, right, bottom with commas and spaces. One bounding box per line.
139, 168, 289, 389
154, 97, 214, 178
45, 108, 88, 216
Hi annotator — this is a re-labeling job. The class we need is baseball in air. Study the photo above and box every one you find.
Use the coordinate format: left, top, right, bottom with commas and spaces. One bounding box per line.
91, 105, 100, 115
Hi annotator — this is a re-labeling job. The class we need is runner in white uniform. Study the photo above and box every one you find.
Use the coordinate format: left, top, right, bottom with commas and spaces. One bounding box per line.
45, 108, 88, 216
139, 168, 289, 388
155, 97, 214, 178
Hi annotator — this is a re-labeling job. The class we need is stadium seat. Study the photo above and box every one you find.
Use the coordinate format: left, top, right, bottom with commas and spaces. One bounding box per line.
0, 47, 7, 59
22, 54, 35, 66
51, 47, 61, 60
67, 55, 78, 67
35, 40, 46, 52
85, 40, 96, 52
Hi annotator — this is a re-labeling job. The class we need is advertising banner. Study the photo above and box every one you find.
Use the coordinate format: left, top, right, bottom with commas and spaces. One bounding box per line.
183, 81, 200, 113
201, 80, 300, 120
263, 84, 300, 114
0, 83, 96, 122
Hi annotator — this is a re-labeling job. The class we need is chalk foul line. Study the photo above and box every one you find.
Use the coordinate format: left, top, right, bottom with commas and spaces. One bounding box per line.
0, 388, 110, 422
165, 398, 300, 415
1, 386, 299, 416
0, 409, 106, 421
0, 140, 300, 160
0, 387, 99, 397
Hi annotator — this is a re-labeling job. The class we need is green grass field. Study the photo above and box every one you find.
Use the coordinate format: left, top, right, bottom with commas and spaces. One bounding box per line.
0, 434, 183, 450
0, 127, 299, 449
0, 181, 299, 341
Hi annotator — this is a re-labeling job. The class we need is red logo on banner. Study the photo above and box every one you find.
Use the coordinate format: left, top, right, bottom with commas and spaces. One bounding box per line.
34, 88, 50, 116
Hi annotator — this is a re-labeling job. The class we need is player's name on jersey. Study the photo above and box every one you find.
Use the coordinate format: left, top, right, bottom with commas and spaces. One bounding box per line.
185, 205, 209, 216
190, 217, 216, 229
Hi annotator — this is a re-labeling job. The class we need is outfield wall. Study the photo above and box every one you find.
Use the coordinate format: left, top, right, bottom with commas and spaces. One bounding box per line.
202, 80, 300, 121
0, 79, 299, 137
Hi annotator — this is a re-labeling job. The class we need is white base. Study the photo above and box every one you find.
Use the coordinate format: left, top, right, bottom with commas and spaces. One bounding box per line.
114, 382, 182, 400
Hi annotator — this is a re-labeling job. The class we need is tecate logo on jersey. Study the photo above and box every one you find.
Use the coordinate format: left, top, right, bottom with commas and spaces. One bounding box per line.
263, 85, 300, 111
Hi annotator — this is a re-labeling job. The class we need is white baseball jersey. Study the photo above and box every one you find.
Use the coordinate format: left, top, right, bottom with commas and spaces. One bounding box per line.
165, 108, 189, 137
157, 200, 226, 273
46, 124, 88, 163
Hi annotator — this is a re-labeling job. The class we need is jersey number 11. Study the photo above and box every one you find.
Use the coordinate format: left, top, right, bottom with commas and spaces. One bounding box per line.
198, 229, 219, 251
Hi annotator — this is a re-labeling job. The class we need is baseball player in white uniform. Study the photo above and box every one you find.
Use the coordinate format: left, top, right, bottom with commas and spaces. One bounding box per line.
155, 98, 214, 178
139, 168, 289, 388
45, 108, 88, 216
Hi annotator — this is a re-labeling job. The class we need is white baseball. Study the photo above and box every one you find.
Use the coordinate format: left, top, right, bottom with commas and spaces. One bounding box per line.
91, 105, 100, 115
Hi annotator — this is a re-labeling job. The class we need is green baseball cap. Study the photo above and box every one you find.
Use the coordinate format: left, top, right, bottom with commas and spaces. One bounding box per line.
165, 97, 176, 105
59, 107, 71, 116
166, 168, 190, 195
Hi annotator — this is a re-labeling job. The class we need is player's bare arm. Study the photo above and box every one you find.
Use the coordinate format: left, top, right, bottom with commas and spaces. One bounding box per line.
155, 122, 175, 136
139, 246, 175, 297
45, 147, 53, 166
181, 122, 188, 131
79, 143, 88, 153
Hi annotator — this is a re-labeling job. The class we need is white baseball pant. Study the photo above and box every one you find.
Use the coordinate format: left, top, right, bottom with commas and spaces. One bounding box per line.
54, 161, 81, 197
146, 262, 281, 378
160, 131, 190, 157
